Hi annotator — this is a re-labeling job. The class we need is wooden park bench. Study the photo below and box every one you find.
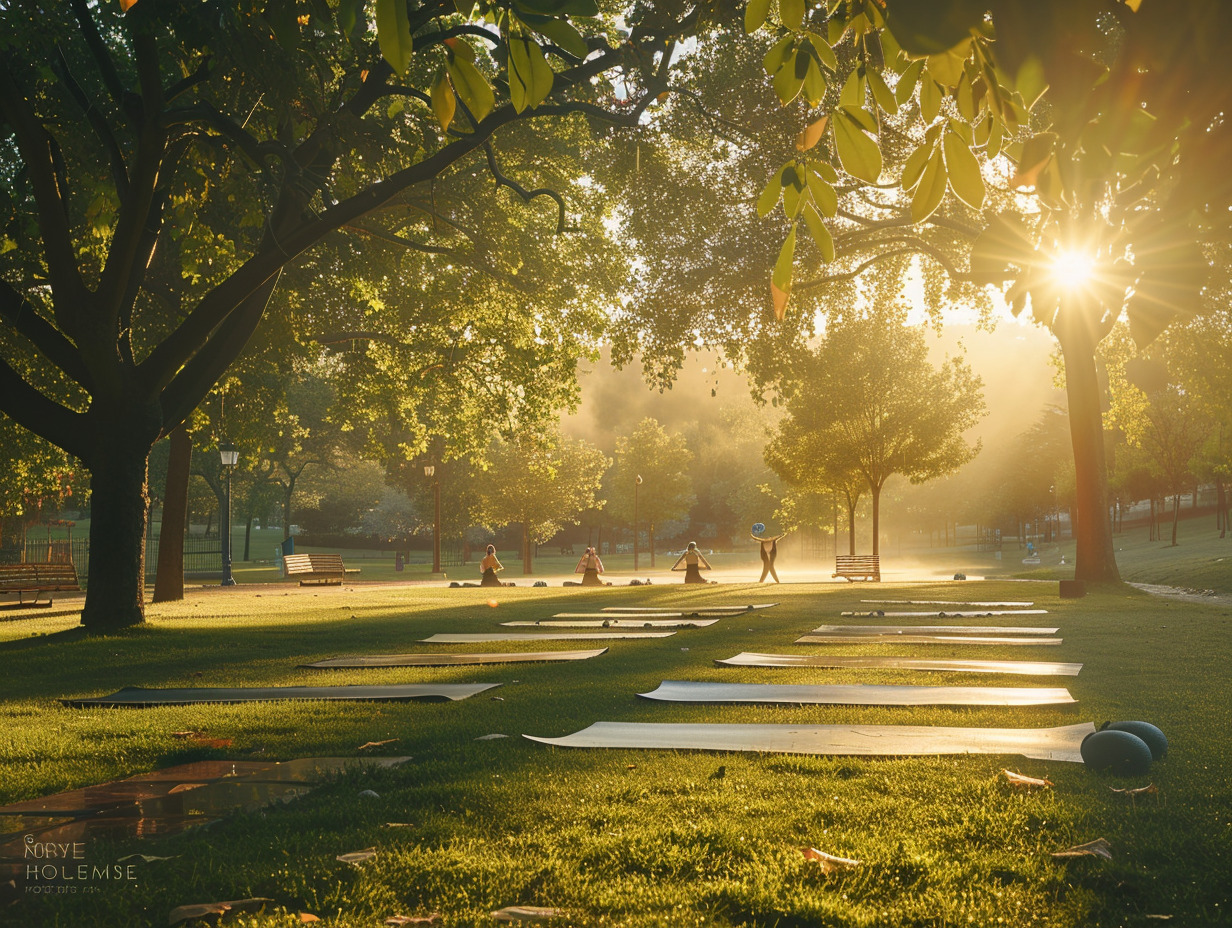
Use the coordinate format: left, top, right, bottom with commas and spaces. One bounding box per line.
0, 562, 81, 607
282, 553, 359, 586
833, 554, 881, 582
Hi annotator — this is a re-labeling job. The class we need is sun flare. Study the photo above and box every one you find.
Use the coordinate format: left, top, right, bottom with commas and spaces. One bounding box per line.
1050, 250, 1097, 289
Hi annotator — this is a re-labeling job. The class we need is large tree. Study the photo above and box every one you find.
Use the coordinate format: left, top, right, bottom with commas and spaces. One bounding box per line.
605, 418, 696, 565
0, 0, 704, 630
766, 305, 985, 556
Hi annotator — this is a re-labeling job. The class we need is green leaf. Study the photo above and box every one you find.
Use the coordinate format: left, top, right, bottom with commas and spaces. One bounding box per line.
943, 127, 984, 209
1010, 131, 1057, 188
763, 34, 795, 76
814, 161, 839, 183
840, 69, 863, 108
805, 169, 837, 217
525, 37, 555, 107
757, 172, 783, 218
969, 212, 1037, 286
883, 0, 983, 56
745, 0, 772, 33
802, 56, 826, 107
920, 77, 941, 123
832, 109, 882, 183
841, 104, 877, 133
338, 0, 366, 38
772, 224, 797, 290
866, 68, 897, 115
955, 71, 975, 120
802, 204, 834, 262
901, 141, 932, 191
509, 36, 530, 111
376, 0, 413, 77
779, 0, 805, 30
926, 41, 969, 87
1015, 55, 1048, 110
987, 115, 1003, 155
805, 31, 838, 71
431, 69, 456, 131
911, 148, 947, 222
447, 53, 496, 122
895, 58, 923, 106
772, 52, 805, 105
532, 18, 589, 58
515, 0, 599, 16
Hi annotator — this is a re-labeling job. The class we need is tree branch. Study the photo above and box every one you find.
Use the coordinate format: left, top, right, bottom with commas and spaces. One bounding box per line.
68, 0, 133, 123
53, 45, 130, 202
0, 357, 90, 461
795, 238, 974, 292
0, 279, 93, 390
483, 141, 567, 233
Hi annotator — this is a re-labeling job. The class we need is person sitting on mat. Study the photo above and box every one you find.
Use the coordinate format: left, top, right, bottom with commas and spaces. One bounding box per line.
479, 545, 504, 587
752, 528, 788, 583
671, 541, 712, 584
575, 546, 605, 586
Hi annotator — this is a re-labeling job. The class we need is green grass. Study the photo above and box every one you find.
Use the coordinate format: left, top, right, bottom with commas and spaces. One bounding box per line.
3, 580, 1231, 927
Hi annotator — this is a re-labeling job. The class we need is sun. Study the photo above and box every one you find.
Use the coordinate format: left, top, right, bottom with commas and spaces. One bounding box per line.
1050, 249, 1097, 289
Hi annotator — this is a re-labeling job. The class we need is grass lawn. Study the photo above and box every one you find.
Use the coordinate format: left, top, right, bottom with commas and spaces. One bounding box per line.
2, 579, 1231, 927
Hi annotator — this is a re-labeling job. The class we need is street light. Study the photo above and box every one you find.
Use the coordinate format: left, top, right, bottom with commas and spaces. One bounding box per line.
633, 474, 643, 571
219, 441, 238, 586
424, 463, 441, 575
1050, 484, 1058, 543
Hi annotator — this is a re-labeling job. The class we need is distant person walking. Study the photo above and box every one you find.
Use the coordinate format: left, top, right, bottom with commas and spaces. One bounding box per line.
575, 546, 605, 586
479, 545, 504, 587
752, 528, 788, 583
671, 541, 712, 584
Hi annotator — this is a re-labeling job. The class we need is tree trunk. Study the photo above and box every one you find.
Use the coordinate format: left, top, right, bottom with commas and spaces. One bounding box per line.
81, 427, 159, 632
870, 483, 881, 556
522, 524, 532, 574
282, 482, 295, 541
1058, 327, 1121, 582
845, 497, 857, 555
649, 524, 656, 567
152, 426, 192, 603
1216, 479, 1227, 538
1148, 498, 1156, 541
1171, 493, 1180, 546
243, 511, 254, 562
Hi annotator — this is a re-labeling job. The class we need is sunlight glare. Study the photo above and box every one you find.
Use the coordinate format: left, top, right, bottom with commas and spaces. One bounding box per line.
1050, 250, 1096, 289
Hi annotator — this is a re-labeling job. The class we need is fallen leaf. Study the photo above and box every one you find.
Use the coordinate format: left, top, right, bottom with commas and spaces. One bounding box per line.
385, 915, 441, 926
168, 898, 274, 926
358, 739, 399, 751
336, 848, 378, 865
299, 915, 321, 924
1109, 783, 1157, 797
800, 847, 861, 873
1003, 769, 1052, 789
1052, 837, 1112, 860
475, 733, 508, 740
490, 906, 565, 922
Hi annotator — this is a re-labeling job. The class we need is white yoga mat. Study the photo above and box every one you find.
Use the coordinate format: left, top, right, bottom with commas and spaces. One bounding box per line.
842, 610, 1049, 617
602, 603, 777, 614
812, 624, 1059, 635
524, 721, 1096, 761
304, 649, 608, 668
506, 618, 718, 628
422, 632, 677, 643
796, 634, 1062, 646
715, 653, 1083, 675
861, 601, 1035, 607
636, 680, 1075, 706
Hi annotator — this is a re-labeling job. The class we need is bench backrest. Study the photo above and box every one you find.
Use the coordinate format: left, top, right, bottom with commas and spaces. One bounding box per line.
0, 562, 80, 587
835, 555, 879, 567
283, 553, 346, 575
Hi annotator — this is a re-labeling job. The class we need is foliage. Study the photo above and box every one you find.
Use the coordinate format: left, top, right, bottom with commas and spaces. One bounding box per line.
605, 418, 697, 532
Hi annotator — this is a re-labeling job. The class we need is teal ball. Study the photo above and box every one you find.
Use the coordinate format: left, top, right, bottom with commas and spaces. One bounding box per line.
752, 522, 766, 535
1081, 730, 1153, 775
1105, 721, 1168, 760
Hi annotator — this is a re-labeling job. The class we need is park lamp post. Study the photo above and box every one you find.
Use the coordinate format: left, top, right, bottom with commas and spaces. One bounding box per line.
425, 463, 441, 575
1050, 484, 1058, 542
219, 441, 239, 587
633, 474, 643, 571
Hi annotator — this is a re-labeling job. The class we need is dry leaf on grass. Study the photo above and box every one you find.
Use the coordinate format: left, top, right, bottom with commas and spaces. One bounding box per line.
1003, 769, 1053, 789
1052, 838, 1112, 860
336, 848, 378, 865
490, 905, 565, 922
167, 897, 273, 925
800, 847, 861, 873
358, 739, 399, 751
298, 915, 321, 924
385, 915, 441, 926
475, 733, 509, 740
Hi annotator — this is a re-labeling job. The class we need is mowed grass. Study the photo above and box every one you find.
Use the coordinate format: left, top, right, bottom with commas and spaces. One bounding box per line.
2, 580, 1231, 928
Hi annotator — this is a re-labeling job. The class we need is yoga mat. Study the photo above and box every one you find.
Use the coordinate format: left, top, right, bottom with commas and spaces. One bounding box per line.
62, 684, 500, 707
637, 680, 1075, 706
715, 653, 1083, 675
861, 601, 1034, 607
812, 624, 1059, 635
601, 603, 778, 614
842, 610, 1049, 617
422, 632, 676, 643
508, 618, 718, 628
525, 721, 1096, 762
796, 634, 1062, 646
304, 649, 607, 668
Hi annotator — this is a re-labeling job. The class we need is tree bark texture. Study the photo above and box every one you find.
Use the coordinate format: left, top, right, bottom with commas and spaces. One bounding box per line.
1058, 327, 1121, 582
152, 426, 192, 603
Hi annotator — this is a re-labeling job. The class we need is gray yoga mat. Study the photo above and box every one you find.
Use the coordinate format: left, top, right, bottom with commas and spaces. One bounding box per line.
508, 618, 718, 628
601, 603, 778, 614
422, 632, 677, 643
861, 601, 1034, 607
304, 649, 607, 668
715, 653, 1083, 675
843, 610, 1048, 618
812, 624, 1059, 635
637, 680, 1075, 706
524, 721, 1096, 762
796, 634, 1062, 646
62, 683, 501, 707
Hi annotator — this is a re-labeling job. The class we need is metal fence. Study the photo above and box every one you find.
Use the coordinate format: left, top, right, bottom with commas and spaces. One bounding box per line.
0, 532, 230, 584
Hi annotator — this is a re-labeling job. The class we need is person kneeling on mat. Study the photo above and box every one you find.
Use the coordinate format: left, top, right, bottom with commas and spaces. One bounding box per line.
671, 541, 712, 584
479, 545, 504, 587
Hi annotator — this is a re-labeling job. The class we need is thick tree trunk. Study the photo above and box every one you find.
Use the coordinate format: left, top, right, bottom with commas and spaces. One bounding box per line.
81, 426, 159, 631
1216, 479, 1227, 538
243, 511, 254, 562
282, 483, 294, 541
1058, 328, 1120, 582
152, 426, 192, 603
870, 483, 881, 556
845, 499, 857, 555
1148, 498, 1157, 541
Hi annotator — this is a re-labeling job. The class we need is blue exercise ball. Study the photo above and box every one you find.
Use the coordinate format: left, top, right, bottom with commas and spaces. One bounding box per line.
752, 522, 766, 535
1080, 730, 1154, 775
1105, 721, 1168, 760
